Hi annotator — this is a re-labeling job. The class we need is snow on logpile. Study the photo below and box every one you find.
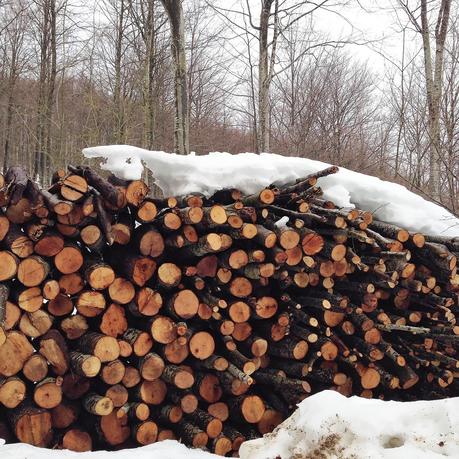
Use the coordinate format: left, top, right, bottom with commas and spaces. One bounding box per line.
83, 146, 459, 237
0, 439, 216, 459
239, 391, 459, 459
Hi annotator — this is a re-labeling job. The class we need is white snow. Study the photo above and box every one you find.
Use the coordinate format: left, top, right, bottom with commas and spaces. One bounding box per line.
239, 390, 459, 459
3, 391, 459, 458
0, 439, 217, 459
83, 145, 459, 237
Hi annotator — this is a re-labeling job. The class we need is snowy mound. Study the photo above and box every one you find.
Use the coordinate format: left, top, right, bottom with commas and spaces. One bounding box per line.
0, 439, 216, 459
239, 391, 459, 459
83, 145, 459, 237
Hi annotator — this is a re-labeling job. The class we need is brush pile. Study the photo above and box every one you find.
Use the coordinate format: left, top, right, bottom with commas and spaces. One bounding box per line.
0, 164, 457, 454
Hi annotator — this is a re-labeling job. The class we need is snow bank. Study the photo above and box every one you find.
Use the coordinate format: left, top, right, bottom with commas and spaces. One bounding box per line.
239, 390, 459, 459
0, 439, 217, 459
83, 146, 459, 237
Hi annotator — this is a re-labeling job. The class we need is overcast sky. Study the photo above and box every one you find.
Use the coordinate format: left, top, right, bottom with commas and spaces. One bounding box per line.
215, 0, 421, 79
311, 0, 413, 74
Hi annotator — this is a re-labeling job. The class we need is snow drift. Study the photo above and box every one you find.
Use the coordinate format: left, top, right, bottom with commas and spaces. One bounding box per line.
0, 439, 216, 459
83, 146, 459, 237
239, 390, 459, 459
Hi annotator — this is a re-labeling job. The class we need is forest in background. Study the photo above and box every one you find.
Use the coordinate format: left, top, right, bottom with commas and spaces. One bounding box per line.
0, 0, 457, 216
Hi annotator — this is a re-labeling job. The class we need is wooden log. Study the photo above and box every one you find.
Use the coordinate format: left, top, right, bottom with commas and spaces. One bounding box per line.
257, 406, 284, 434
105, 384, 129, 407
150, 315, 178, 344
122, 328, 153, 357
68, 165, 120, 206
228, 395, 266, 424
6, 197, 33, 224
134, 225, 165, 258
84, 258, 116, 291
61, 314, 88, 340
186, 408, 222, 439
112, 215, 132, 245
42, 279, 60, 300
4, 166, 28, 204
131, 420, 158, 445
157, 262, 182, 288
189, 330, 215, 360
176, 421, 208, 448
0, 331, 34, 377
167, 289, 199, 319
0, 251, 19, 281
69, 351, 101, 378
83, 393, 114, 416
106, 249, 156, 287
61, 428, 93, 452
181, 233, 223, 257
33, 377, 63, 409
101, 359, 126, 385
138, 353, 165, 381
76, 290, 106, 317
40, 189, 74, 215
193, 372, 222, 403
23, 354, 48, 383
54, 244, 84, 274
78, 332, 120, 363
162, 364, 194, 389
0, 283, 9, 346
163, 339, 190, 364
0, 212, 10, 242
38, 330, 69, 376
60, 174, 88, 201
19, 309, 53, 337
8, 401, 53, 447
0, 376, 26, 408
135, 379, 167, 405
129, 287, 162, 317
166, 390, 197, 416
99, 303, 128, 337
34, 231, 65, 257
51, 400, 80, 429
137, 198, 158, 223
122, 366, 141, 388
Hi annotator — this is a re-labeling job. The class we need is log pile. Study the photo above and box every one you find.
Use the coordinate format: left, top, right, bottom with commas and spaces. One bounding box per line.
0, 164, 457, 454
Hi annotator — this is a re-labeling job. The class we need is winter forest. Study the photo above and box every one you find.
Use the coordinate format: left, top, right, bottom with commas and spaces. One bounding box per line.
0, 0, 457, 213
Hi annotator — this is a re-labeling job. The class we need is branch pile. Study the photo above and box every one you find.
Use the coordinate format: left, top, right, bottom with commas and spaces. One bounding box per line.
0, 164, 457, 454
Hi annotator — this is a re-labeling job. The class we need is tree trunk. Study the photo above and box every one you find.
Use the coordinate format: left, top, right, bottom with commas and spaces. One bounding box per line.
34, 0, 57, 185
161, 0, 189, 154
257, 0, 277, 154
420, 0, 451, 200
114, 0, 126, 144
144, 0, 156, 150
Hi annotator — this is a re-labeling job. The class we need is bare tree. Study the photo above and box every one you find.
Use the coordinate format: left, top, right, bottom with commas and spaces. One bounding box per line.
441, 14, 459, 212
398, 0, 452, 200
129, 0, 156, 149
210, 0, 352, 153
32, 0, 59, 181
0, 0, 28, 172
160, 0, 189, 154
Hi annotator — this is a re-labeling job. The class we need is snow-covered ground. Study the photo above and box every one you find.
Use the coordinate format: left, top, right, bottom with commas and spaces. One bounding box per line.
83, 146, 459, 237
3, 391, 459, 459
0, 439, 217, 459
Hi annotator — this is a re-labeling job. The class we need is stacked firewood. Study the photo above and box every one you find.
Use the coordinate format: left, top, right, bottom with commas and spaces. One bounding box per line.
0, 164, 457, 454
